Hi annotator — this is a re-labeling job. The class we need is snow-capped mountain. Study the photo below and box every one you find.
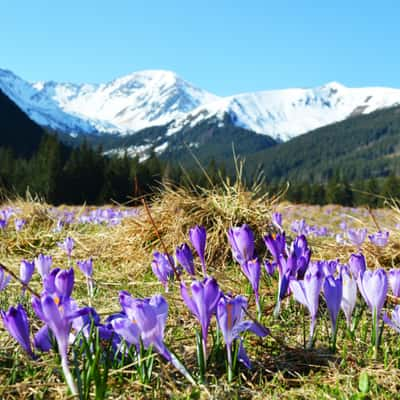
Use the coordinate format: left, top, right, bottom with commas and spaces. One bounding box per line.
0, 68, 218, 135
167, 82, 400, 141
1, 67, 400, 142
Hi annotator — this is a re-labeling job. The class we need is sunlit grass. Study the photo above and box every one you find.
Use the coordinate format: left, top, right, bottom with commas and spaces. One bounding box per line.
0, 185, 400, 398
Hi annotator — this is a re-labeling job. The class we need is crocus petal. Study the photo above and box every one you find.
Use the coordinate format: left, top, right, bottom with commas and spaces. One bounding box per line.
349, 253, 366, 279
389, 269, 400, 297
361, 269, 388, 314
34, 325, 52, 352
180, 282, 199, 319
340, 266, 357, 327
34, 254, 53, 280
111, 318, 140, 347
20, 260, 35, 285
1, 304, 33, 356
323, 275, 343, 331
176, 243, 195, 276
204, 277, 221, 314
228, 224, 255, 265
189, 225, 207, 272
55, 268, 74, 299
41, 296, 68, 359
238, 339, 251, 369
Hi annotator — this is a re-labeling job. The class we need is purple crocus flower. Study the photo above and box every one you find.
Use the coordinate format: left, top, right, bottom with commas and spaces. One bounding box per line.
43, 267, 61, 295
389, 269, 400, 297
14, 219, 26, 232
175, 243, 195, 276
151, 252, 174, 292
359, 269, 388, 313
127, 294, 169, 357
0, 267, 11, 291
58, 236, 74, 257
290, 235, 311, 277
227, 224, 255, 265
273, 252, 298, 316
272, 212, 283, 231
368, 231, 389, 247
112, 292, 195, 383
321, 260, 339, 277
348, 253, 366, 280
20, 260, 35, 287
291, 219, 308, 236
263, 232, 286, 261
340, 266, 357, 328
32, 295, 88, 395
54, 268, 75, 301
111, 316, 140, 350
359, 268, 388, 340
34, 325, 52, 352
216, 295, 269, 372
383, 305, 400, 333
347, 228, 367, 247
241, 258, 261, 316
180, 277, 221, 360
77, 258, 94, 299
323, 275, 343, 336
264, 261, 276, 276
1, 304, 34, 357
77, 258, 93, 278
34, 254, 53, 280
289, 266, 324, 347
189, 225, 207, 276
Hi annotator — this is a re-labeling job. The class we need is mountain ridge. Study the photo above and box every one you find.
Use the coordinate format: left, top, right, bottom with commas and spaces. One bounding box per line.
1, 67, 400, 145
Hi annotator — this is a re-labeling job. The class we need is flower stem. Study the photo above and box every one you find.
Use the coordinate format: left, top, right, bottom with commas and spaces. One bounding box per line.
255, 295, 261, 321
61, 356, 78, 396
202, 337, 207, 369
226, 343, 233, 383
331, 319, 338, 353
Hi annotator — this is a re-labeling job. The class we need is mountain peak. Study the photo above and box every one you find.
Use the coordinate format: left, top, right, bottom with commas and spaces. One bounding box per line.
322, 81, 346, 90
1, 67, 400, 144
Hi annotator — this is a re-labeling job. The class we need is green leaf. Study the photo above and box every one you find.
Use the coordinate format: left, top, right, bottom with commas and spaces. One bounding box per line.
358, 371, 369, 394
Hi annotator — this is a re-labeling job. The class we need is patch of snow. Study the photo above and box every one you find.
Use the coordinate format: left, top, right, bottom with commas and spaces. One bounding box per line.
154, 142, 168, 154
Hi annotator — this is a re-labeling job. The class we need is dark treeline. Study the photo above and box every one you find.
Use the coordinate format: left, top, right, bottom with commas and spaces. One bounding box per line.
0, 134, 227, 205
274, 174, 400, 208
1, 133, 400, 207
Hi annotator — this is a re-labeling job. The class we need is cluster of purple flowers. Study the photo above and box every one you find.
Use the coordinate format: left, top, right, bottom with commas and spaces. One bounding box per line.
151, 224, 269, 373
290, 219, 330, 238
336, 226, 390, 248
1, 208, 400, 394
0, 207, 26, 232
51, 207, 139, 232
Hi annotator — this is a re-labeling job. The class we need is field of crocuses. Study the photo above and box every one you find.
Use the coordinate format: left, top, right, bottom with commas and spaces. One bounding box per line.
1, 194, 400, 399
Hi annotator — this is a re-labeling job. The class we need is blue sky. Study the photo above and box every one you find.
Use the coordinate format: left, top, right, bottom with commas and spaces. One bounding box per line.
1, 0, 399, 95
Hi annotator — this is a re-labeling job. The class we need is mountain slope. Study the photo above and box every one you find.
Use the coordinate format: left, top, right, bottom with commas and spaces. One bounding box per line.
1, 68, 400, 141
248, 105, 400, 183
0, 88, 45, 157
168, 82, 400, 141
91, 113, 277, 164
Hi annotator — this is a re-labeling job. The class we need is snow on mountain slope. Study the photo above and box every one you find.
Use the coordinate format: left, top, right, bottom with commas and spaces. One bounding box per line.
0, 68, 219, 135
1, 67, 400, 142
0, 69, 112, 134
168, 82, 400, 141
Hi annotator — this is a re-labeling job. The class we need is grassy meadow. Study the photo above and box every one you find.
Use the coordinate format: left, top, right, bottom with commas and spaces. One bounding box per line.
0, 181, 400, 399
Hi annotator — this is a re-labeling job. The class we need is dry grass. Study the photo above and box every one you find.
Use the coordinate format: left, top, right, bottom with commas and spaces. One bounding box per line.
1, 182, 400, 398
